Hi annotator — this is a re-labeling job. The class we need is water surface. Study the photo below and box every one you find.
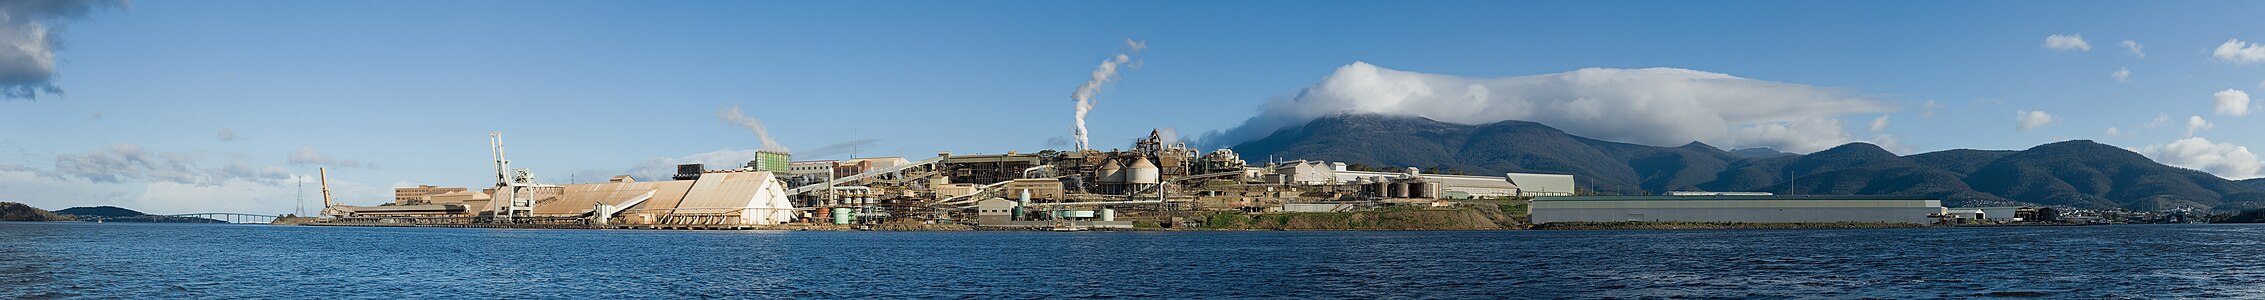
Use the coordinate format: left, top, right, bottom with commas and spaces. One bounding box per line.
4, 222, 2261, 299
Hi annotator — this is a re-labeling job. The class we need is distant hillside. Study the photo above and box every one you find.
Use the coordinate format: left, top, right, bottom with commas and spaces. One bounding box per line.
1231, 114, 2265, 211
54, 206, 225, 223
55, 206, 144, 217
2245, 178, 2265, 189
0, 202, 74, 221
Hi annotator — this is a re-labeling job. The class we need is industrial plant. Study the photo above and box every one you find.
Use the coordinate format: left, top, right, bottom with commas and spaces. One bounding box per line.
303, 126, 1632, 230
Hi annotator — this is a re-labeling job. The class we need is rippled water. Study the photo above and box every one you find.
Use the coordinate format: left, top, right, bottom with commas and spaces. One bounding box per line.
4, 222, 2263, 299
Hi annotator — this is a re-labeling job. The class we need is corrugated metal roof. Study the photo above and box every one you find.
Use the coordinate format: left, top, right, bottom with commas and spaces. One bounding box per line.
1505, 173, 1575, 193
675, 172, 753, 214
538, 181, 690, 216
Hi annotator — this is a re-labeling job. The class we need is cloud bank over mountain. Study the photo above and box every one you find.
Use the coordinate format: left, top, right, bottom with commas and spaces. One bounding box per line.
1200, 62, 1895, 153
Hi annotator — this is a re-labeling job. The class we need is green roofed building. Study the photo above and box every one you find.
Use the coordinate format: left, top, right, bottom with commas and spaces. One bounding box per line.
1531, 195, 1944, 224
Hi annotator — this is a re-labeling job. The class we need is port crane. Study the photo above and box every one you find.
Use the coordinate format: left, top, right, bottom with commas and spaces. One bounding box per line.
486, 131, 542, 222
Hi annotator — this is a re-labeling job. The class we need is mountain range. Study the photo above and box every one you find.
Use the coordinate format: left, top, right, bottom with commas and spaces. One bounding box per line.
1231, 114, 2265, 211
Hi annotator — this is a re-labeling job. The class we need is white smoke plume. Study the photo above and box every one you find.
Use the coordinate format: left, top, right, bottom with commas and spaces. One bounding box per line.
1070, 38, 1146, 151
0, 0, 125, 99
717, 104, 787, 153
1201, 62, 1895, 153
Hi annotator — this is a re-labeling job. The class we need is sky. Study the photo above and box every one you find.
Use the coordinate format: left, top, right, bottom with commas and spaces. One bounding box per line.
3, 0, 2263, 215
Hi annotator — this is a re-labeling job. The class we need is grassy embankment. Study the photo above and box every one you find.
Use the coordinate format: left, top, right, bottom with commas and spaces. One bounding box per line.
1530, 221, 1928, 230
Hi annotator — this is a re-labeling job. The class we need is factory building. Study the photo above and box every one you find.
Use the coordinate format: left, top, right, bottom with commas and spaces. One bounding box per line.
1264, 160, 1556, 199
394, 185, 470, 205
746, 150, 792, 173
1530, 195, 1945, 224
1505, 173, 1576, 197
542, 170, 797, 226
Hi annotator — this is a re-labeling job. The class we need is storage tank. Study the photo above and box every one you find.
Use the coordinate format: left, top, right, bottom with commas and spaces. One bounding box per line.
1128, 157, 1161, 185
1099, 208, 1116, 222
1409, 180, 1431, 199
1391, 181, 1409, 198
831, 208, 853, 224
1097, 159, 1124, 183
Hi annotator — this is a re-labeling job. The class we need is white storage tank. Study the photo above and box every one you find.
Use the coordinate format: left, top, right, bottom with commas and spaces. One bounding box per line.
1097, 159, 1124, 183
1128, 157, 1161, 184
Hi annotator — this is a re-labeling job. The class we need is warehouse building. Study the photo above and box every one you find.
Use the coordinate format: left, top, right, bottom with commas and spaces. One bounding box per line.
1267, 160, 1567, 199
1504, 173, 1576, 196
1531, 195, 1944, 224
542, 170, 798, 226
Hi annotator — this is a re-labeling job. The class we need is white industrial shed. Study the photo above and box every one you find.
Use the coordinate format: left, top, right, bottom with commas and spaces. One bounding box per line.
1531, 195, 1944, 224
549, 171, 798, 226
1505, 173, 1576, 196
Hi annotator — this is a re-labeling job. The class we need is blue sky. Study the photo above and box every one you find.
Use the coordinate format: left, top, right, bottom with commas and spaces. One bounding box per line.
3, 0, 2263, 214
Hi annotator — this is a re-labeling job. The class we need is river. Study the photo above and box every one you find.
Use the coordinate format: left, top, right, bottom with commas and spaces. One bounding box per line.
3, 222, 2261, 299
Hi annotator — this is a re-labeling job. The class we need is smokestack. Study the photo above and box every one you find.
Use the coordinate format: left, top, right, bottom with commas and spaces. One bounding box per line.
717, 105, 788, 153
1071, 38, 1146, 151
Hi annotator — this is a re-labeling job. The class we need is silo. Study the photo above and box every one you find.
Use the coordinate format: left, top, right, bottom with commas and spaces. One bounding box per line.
1409, 180, 1430, 199
1123, 156, 1159, 194
1369, 176, 1389, 198
1097, 159, 1124, 194
1391, 181, 1410, 198
1128, 157, 1161, 185
1097, 159, 1124, 183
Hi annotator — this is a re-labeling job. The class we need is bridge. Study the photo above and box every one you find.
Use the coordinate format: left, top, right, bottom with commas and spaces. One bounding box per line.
163, 213, 283, 224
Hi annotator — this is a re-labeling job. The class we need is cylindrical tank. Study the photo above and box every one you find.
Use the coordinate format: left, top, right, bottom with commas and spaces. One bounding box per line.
1410, 181, 1430, 199
1391, 181, 1410, 198
1099, 208, 1116, 222
1370, 176, 1388, 197
1011, 206, 1025, 221
1097, 159, 1124, 183
831, 208, 853, 224
1128, 157, 1161, 185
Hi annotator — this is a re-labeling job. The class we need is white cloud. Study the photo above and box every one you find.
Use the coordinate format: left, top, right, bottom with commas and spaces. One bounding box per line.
2105, 127, 2121, 137
2016, 110, 2054, 131
1869, 114, 1890, 132
2044, 34, 2091, 52
2214, 89, 2251, 116
288, 147, 376, 169
1722, 118, 1856, 154
0, 0, 124, 99
3, 144, 345, 215
1866, 134, 1911, 155
2121, 40, 2145, 58
52, 143, 206, 184
1200, 62, 1894, 153
2140, 137, 2264, 179
2214, 39, 2265, 64
1920, 100, 1945, 119
135, 177, 306, 215
2112, 68, 2130, 83
2187, 115, 2214, 136
2145, 113, 2171, 128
